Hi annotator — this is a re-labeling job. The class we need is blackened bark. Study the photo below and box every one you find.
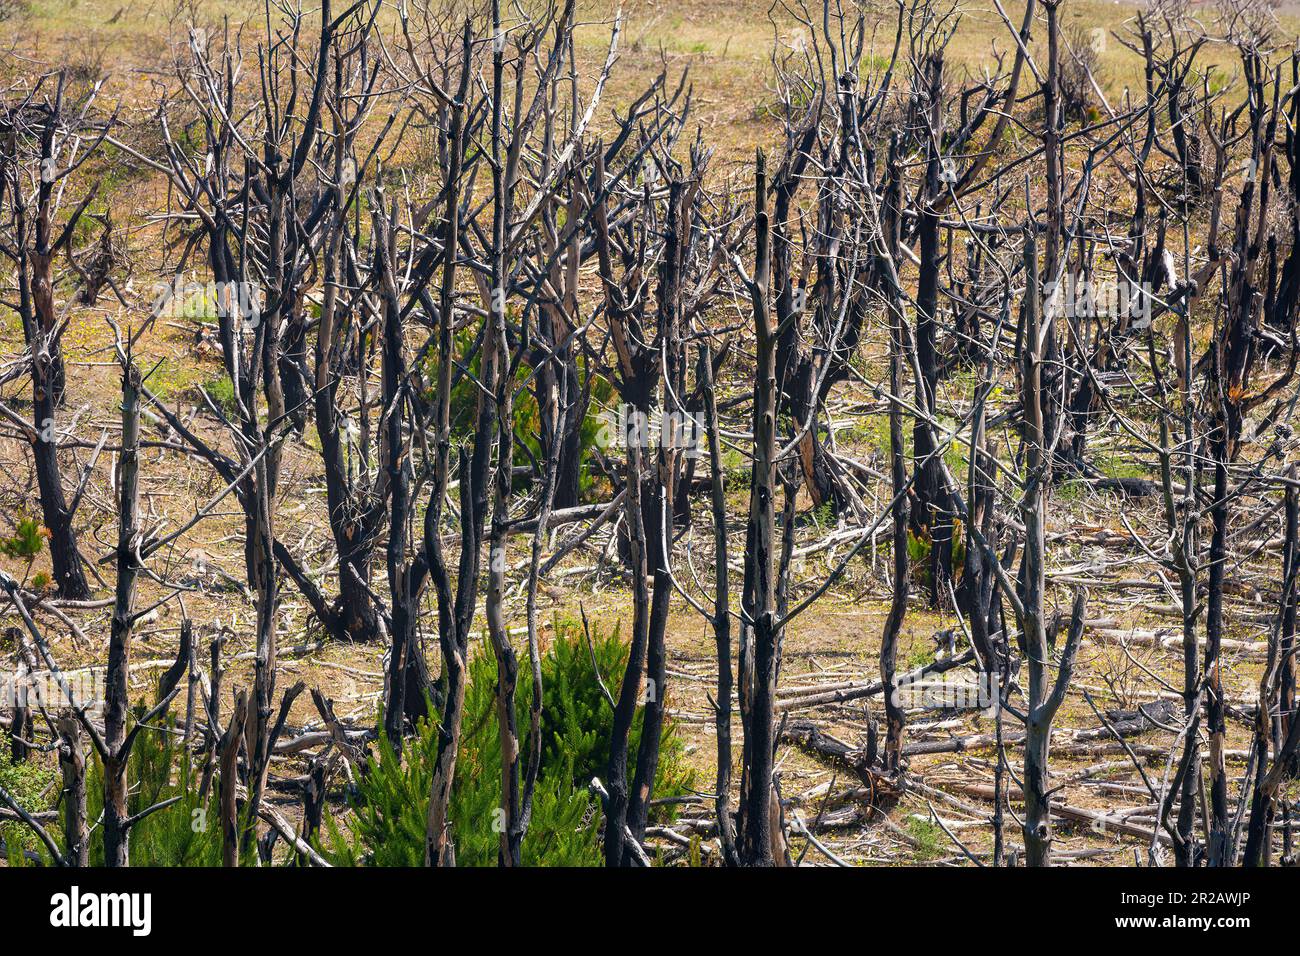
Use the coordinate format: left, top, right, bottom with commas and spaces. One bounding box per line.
700, 345, 738, 865
374, 204, 431, 747
739, 152, 782, 866
912, 53, 954, 602
57, 714, 87, 867
1020, 230, 1085, 868
425, 22, 481, 867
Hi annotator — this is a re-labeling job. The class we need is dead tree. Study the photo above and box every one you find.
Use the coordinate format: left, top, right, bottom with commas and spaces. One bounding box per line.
1019, 229, 1087, 867
759, 0, 906, 517
0, 73, 106, 599
880, 133, 909, 773
732, 151, 791, 866
294, 1, 402, 651
56, 713, 86, 866
414, 0, 655, 863
584, 111, 707, 864
698, 342, 739, 865
416, 15, 482, 868
146, 2, 341, 838
2, 333, 192, 866
910, 50, 958, 598
1242, 477, 1300, 864
1195, 27, 1298, 863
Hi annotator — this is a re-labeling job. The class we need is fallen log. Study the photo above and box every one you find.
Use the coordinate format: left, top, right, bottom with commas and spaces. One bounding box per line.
942, 780, 1172, 847
1086, 626, 1267, 659
775, 649, 976, 712
780, 720, 902, 802
901, 698, 1179, 756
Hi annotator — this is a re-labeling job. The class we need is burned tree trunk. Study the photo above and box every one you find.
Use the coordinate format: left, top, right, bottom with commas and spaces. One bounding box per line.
1243, 480, 1300, 865
880, 136, 909, 773
912, 52, 955, 602
102, 361, 142, 868
373, 199, 432, 746
0, 83, 94, 600
738, 152, 783, 866
1020, 230, 1087, 867
56, 714, 86, 867
701, 344, 739, 865
482, 13, 524, 862
422, 26, 480, 868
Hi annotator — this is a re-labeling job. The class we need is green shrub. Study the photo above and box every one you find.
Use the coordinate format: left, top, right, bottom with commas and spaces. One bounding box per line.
907, 816, 944, 862
322, 617, 694, 866
85, 710, 224, 867
1, 515, 47, 561
540, 617, 695, 819
0, 748, 58, 865
322, 662, 599, 867
428, 644, 601, 867
200, 374, 238, 418
5, 702, 229, 867
319, 713, 449, 867
142, 356, 201, 402
904, 644, 931, 671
